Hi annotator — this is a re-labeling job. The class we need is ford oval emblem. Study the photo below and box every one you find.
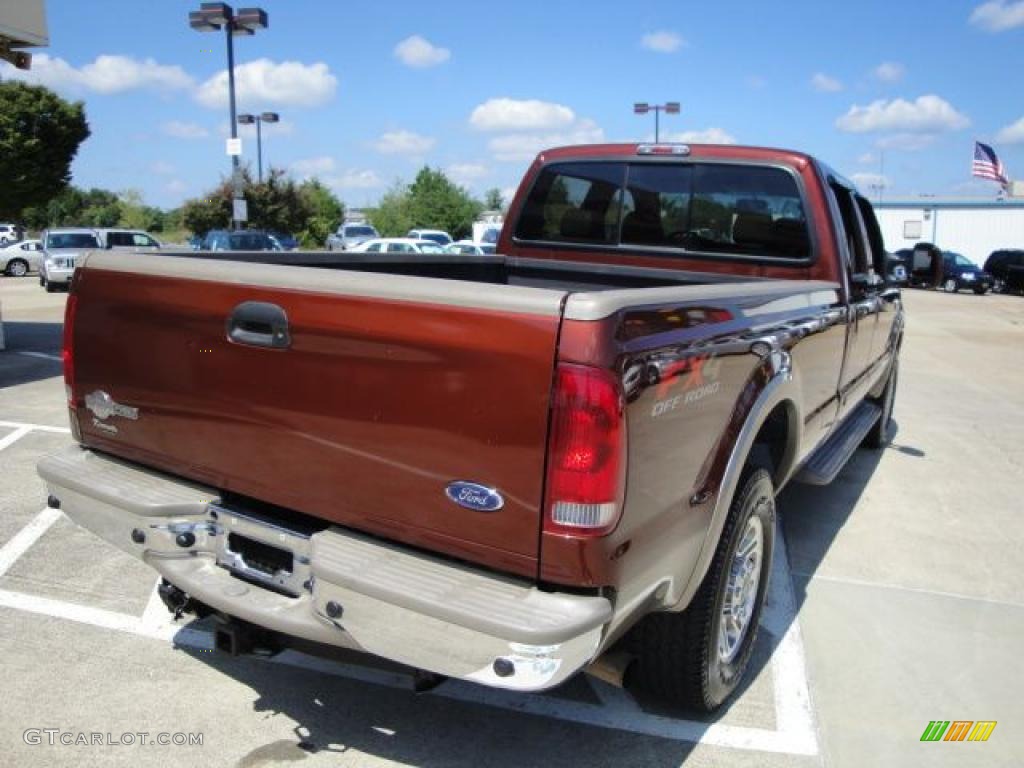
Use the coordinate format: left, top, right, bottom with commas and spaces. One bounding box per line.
445, 481, 504, 512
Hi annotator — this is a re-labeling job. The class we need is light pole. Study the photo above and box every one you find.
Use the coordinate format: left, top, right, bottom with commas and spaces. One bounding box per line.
237, 112, 279, 183
633, 102, 680, 143
189, 3, 268, 229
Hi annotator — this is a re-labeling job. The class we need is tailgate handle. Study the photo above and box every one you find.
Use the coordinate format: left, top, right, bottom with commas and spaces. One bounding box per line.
227, 301, 290, 349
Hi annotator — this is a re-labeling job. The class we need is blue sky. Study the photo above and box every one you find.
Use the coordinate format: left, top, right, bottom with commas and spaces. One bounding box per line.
4, 0, 1024, 210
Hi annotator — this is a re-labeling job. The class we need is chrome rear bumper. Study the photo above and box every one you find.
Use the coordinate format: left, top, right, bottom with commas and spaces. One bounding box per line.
38, 445, 611, 691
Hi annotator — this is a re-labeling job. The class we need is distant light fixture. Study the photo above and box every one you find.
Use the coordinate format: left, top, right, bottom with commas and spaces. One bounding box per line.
237, 114, 256, 124
633, 103, 650, 114
188, 10, 219, 31
234, 7, 269, 31
199, 2, 232, 27
665, 102, 681, 114
260, 112, 279, 123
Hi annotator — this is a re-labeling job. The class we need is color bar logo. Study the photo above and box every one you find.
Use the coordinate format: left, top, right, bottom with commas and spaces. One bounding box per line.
920, 721, 996, 742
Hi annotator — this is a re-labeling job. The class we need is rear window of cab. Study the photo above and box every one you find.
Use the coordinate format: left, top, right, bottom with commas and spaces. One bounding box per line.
513, 161, 810, 260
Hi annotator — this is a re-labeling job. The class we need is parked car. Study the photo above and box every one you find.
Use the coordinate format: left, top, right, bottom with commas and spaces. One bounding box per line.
446, 240, 497, 255
984, 248, 1024, 294
188, 235, 203, 251
326, 223, 379, 251
201, 230, 281, 251
886, 249, 912, 284
0, 239, 43, 276
406, 229, 453, 246
351, 237, 448, 254
0, 223, 24, 246
269, 232, 299, 250
95, 229, 162, 250
40, 228, 101, 292
931, 251, 992, 294
40, 141, 902, 714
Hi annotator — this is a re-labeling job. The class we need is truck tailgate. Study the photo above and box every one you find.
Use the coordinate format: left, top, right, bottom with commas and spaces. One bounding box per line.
70, 253, 567, 578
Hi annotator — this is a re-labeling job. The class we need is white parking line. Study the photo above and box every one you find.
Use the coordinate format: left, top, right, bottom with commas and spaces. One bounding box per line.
0, 425, 32, 453
0, 507, 63, 577
16, 351, 62, 362
0, 420, 71, 434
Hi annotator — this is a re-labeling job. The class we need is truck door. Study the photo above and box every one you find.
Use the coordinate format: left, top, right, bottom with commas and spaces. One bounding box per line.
829, 181, 881, 420
855, 194, 900, 370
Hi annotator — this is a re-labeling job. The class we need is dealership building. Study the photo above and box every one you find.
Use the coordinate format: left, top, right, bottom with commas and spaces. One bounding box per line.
875, 197, 1024, 265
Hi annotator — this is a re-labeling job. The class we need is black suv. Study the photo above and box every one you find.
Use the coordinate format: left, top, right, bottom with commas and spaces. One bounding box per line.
984, 249, 1024, 294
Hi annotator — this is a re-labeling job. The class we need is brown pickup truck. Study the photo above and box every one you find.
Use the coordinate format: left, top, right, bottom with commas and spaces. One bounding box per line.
39, 142, 903, 711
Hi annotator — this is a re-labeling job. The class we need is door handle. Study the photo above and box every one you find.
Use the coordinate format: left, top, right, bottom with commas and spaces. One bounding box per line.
226, 301, 290, 349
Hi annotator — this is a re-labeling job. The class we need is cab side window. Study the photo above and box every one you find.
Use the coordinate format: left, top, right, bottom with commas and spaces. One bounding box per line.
829, 183, 871, 278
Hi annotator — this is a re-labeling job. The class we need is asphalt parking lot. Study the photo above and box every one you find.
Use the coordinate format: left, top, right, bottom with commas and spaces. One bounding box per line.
1, 275, 1022, 767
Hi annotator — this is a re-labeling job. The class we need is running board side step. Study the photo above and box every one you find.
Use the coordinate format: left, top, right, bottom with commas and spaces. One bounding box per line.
794, 401, 882, 485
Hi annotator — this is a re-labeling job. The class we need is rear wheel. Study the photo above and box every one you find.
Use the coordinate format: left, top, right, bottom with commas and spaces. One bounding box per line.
973, 286, 988, 295
627, 469, 775, 711
942, 278, 959, 293
44, 278, 56, 293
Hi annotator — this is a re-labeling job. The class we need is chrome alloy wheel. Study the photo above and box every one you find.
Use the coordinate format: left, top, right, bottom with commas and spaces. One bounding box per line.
718, 513, 764, 664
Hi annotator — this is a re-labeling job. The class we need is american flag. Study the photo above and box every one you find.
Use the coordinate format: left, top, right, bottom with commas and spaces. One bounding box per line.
973, 141, 1009, 187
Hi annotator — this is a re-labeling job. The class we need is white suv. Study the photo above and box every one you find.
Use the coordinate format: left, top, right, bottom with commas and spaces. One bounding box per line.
0, 223, 22, 245
406, 229, 453, 247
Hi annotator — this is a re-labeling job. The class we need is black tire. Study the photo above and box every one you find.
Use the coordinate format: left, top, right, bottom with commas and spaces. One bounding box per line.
973, 286, 988, 295
45, 279, 56, 293
6, 258, 29, 277
626, 468, 776, 712
865, 358, 898, 449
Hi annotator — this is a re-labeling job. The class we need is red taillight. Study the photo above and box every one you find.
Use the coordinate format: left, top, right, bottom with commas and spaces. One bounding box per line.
544, 364, 627, 537
62, 293, 77, 405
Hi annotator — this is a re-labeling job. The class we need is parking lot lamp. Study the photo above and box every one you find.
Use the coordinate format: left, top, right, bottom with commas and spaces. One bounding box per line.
237, 112, 279, 183
189, 3, 269, 228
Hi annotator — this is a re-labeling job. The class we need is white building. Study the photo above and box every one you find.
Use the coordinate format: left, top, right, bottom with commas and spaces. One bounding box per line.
875, 198, 1024, 265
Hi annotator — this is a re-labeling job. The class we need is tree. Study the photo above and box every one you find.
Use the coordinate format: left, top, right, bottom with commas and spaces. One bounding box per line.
406, 167, 482, 239
297, 179, 344, 247
369, 181, 415, 237
484, 188, 505, 211
0, 81, 90, 221
181, 167, 328, 238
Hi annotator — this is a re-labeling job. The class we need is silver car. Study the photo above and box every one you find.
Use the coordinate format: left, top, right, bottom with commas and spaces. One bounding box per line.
40, 228, 101, 292
326, 223, 379, 251
1, 239, 43, 276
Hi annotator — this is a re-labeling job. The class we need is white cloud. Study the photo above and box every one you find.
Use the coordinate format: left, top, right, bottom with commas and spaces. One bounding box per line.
393, 35, 451, 68
151, 161, 175, 176
162, 120, 209, 139
195, 59, 337, 109
2, 53, 193, 94
970, 0, 1024, 31
996, 115, 1024, 143
291, 156, 336, 177
874, 62, 906, 82
164, 179, 188, 196
327, 170, 384, 190
811, 72, 843, 92
875, 133, 936, 151
373, 129, 436, 155
641, 30, 686, 53
851, 172, 890, 190
488, 118, 605, 162
836, 95, 969, 133
470, 98, 575, 132
661, 128, 737, 144
446, 163, 489, 185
